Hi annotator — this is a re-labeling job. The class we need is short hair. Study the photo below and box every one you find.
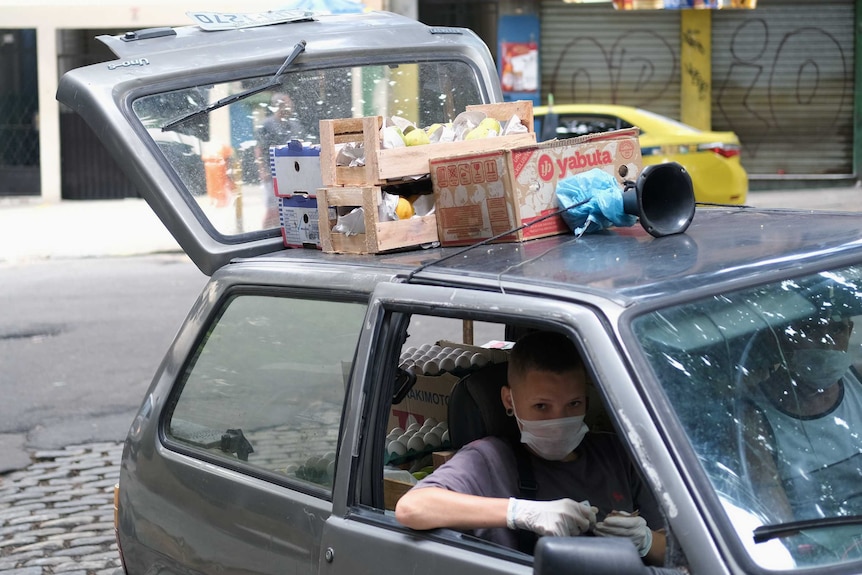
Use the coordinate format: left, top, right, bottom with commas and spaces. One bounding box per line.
508, 331, 584, 386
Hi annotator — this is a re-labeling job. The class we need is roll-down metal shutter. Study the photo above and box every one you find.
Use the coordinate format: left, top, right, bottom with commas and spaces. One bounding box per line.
540, 0, 681, 119
712, 0, 855, 177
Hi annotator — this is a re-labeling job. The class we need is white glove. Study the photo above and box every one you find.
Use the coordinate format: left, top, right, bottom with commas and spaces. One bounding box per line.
594, 511, 653, 557
506, 498, 597, 536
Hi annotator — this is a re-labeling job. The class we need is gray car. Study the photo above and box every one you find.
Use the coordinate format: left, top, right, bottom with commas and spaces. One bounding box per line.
58, 9, 862, 575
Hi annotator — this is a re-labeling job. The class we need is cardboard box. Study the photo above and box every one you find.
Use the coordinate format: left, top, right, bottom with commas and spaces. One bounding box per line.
430, 128, 641, 247
383, 477, 414, 510
387, 342, 509, 433
270, 141, 323, 197
278, 195, 330, 249
388, 371, 459, 433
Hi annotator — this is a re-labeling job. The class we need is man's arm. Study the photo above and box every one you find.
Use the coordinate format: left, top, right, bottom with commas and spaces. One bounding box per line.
395, 486, 509, 530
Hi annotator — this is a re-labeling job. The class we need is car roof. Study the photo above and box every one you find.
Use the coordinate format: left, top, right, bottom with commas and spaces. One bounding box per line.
241, 207, 862, 310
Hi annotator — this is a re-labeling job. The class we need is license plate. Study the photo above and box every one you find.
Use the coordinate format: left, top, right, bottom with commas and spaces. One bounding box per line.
187, 10, 314, 31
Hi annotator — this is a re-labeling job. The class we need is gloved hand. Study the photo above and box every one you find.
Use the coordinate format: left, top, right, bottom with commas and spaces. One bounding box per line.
506, 498, 597, 536
594, 511, 653, 557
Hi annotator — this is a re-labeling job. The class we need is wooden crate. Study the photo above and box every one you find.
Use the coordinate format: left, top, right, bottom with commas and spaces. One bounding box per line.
319, 100, 537, 187
317, 185, 439, 254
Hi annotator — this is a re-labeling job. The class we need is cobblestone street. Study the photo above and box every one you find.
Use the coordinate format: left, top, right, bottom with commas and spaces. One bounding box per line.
0, 443, 123, 575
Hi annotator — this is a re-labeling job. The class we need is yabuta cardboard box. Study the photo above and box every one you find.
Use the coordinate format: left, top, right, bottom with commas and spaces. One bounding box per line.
430, 128, 641, 247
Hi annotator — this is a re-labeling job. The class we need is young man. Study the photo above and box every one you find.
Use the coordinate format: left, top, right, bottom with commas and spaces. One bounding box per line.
395, 330, 666, 564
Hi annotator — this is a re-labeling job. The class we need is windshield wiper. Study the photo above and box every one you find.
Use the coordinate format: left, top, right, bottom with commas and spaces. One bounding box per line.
753, 515, 862, 543
161, 39, 306, 132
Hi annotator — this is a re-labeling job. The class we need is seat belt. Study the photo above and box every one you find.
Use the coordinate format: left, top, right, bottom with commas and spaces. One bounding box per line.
509, 440, 538, 555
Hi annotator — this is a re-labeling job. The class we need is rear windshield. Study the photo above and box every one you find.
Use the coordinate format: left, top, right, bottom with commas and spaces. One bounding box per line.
132, 61, 483, 237
631, 265, 862, 570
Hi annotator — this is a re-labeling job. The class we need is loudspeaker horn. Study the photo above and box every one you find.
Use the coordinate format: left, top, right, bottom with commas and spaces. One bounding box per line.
622, 162, 695, 237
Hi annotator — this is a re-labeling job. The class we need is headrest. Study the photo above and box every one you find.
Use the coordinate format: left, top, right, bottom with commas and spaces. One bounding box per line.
447, 362, 519, 450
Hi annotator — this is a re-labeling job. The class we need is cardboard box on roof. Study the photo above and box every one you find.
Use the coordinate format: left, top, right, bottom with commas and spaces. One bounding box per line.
270, 141, 334, 249
430, 128, 641, 247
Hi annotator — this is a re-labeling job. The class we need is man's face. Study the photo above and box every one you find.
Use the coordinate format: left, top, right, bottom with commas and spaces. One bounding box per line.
502, 367, 588, 422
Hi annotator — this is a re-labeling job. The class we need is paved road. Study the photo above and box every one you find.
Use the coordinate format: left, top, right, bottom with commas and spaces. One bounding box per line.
0, 443, 122, 575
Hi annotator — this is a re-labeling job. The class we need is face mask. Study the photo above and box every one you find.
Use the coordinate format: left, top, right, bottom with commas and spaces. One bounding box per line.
787, 349, 851, 394
512, 406, 589, 461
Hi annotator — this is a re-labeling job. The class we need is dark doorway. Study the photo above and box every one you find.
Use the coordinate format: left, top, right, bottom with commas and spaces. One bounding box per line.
58, 28, 139, 200
418, 0, 499, 61
0, 29, 40, 197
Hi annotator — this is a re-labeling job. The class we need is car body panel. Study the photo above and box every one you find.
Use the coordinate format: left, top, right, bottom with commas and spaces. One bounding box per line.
533, 104, 748, 205
56, 12, 502, 276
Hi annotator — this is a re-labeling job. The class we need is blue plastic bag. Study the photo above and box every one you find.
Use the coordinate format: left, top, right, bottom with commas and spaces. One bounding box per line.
556, 168, 636, 236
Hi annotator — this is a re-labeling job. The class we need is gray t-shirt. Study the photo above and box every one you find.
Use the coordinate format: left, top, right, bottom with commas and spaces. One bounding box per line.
415, 433, 661, 549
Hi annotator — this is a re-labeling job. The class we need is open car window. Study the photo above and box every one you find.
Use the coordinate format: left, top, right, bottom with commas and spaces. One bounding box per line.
632, 265, 862, 570
132, 61, 483, 238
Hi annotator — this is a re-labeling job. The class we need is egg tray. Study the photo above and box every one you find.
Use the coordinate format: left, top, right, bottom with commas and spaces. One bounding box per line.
385, 440, 452, 467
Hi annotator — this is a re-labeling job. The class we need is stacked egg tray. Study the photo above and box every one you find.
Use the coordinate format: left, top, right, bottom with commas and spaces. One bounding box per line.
384, 417, 450, 467
385, 342, 507, 467
398, 342, 494, 376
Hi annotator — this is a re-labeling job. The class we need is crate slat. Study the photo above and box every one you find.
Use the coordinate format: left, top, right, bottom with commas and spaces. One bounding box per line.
319, 101, 536, 187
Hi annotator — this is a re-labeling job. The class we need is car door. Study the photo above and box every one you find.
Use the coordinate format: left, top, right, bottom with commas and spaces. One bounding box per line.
116, 264, 389, 575
318, 281, 689, 575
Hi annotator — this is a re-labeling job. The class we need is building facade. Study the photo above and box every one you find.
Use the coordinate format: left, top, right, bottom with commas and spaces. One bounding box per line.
0, 0, 858, 201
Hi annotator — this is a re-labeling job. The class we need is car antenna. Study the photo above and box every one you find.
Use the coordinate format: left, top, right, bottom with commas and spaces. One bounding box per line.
403, 200, 589, 284
162, 39, 307, 131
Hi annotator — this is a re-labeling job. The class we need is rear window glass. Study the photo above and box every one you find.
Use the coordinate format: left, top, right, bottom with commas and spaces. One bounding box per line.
132, 61, 483, 238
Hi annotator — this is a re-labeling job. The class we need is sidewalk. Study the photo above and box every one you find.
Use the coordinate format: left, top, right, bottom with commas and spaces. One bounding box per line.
1, 186, 860, 263
0, 197, 182, 264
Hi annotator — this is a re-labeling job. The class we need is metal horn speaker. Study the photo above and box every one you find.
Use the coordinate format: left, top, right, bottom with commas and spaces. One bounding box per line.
622, 162, 696, 237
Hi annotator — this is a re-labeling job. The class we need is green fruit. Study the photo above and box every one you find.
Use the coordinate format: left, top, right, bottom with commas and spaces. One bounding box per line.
412, 471, 429, 480
425, 123, 443, 136
403, 126, 431, 146
464, 117, 502, 140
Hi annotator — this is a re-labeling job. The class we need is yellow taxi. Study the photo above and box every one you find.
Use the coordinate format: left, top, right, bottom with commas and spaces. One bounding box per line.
534, 104, 748, 205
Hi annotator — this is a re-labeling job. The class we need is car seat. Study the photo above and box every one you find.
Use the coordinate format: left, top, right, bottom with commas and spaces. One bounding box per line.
447, 362, 518, 450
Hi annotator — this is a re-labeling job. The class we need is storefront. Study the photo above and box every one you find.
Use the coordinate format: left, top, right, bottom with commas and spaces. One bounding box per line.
537, 0, 858, 181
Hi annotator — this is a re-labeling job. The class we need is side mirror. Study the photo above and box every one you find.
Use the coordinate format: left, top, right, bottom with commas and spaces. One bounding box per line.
534, 536, 647, 575
622, 162, 696, 238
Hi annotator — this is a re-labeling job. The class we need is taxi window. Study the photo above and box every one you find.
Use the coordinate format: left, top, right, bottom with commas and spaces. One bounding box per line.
166, 294, 366, 495
554, 115, 631, 138
131, 60, 483, 238
632, 265, 862, 570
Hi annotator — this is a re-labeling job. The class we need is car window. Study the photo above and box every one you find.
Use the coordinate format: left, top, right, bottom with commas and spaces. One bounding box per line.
631, 265, 862, 570
377, 315, 673, 563
166, 293, 367, 495
552, 114, 632, 138
131, 60, 483, 238
383, 316, 505, 509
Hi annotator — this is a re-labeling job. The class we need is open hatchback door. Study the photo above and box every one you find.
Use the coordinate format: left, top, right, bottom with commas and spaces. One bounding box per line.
57, 10, 503, 275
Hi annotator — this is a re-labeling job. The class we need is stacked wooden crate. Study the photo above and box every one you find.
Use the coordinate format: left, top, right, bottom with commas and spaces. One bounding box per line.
316, 101, 535, 254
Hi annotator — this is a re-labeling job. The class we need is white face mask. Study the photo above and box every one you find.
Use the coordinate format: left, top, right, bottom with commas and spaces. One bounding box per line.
787, 349, 851, 394
512, 405, 589, 461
